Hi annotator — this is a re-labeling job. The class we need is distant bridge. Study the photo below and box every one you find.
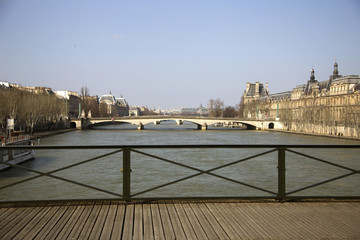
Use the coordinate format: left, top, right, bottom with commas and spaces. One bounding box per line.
71, 116, 283, 130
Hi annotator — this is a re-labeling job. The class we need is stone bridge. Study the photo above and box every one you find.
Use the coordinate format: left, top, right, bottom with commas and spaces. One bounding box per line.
71, 116, 283, 130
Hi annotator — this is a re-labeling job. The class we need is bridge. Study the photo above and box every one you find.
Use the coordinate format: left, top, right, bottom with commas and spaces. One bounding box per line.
71, 116, 283, 130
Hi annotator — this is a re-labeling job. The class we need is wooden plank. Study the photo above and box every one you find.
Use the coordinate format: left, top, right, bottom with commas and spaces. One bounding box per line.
275, 203, 327, 238
215, 203, 256, 239
133, 204, 143, 240
165, 203, 186, 239
100, 204, 118, 239
110, 204, 126, 240
143, 203, 154, 240
221, 203, 262, 239
189, 203, 218, 239
12, 206, 52, 239
254, 203, 301, 239
262, 203, 319, 239
308, 203, 360, 236
55, 204, 87, 240
335, 203, 360, 225
158, 203, 175, 239
122, 204, 134, 239
78, 203, 103, 239
229, 203, 271, 239
242, 203, 291, 239
284, 203, 342, 238
1, 201, 359, 240
0, 207, 30, 231
204, 203, 241, 239
35, 205, 70, 240
151, 203, 165, 240
173, 203, 197, 240
297, 203, 358, 238
44, 204, 78, 239
264, 203, 320, 239
0, 207, 37, 239
66, 203, 95, 239
1, 206, 43, 239
182, 203, 207, 239
0, 207, 18, 229
89, 204, 111, 239
23, 205, 62, 240
0, 207, 10, 218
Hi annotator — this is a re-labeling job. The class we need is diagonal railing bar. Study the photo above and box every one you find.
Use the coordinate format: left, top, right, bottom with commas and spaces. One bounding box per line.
131, 148, 278, 196
0, 149, 123, 191
202, 171, 277, 195
287, 170, 360, 195
286, 148, 359, 173
0, 149, 124, 197
132, 167, 277, 197
131, 172, 204, 197
0, 161, 123, 198
132, 148, 276, 176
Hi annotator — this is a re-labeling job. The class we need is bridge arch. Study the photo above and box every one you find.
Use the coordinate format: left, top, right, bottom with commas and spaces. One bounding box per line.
70, 122, 77, 128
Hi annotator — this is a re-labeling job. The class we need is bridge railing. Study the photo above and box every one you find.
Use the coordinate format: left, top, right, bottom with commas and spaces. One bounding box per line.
0, 145, 359, 202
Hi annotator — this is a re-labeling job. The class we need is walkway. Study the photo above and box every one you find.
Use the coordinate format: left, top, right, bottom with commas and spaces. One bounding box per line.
1, 200, 360, 239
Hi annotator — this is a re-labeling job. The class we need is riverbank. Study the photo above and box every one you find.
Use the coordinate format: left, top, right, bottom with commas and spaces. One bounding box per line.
31, 128, 76, 140
270, 129, 360, 142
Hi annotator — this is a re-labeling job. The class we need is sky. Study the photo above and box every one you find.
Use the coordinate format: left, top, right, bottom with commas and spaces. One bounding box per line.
0, 0, 360, 109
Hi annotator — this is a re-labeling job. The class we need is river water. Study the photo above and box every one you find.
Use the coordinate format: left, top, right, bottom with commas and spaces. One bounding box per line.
1, 122, 359, 201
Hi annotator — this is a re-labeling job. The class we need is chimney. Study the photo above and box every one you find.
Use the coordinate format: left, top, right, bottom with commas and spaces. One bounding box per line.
246, 82, 250, 93
266, 82, 269, 95
255, 82, 260, 96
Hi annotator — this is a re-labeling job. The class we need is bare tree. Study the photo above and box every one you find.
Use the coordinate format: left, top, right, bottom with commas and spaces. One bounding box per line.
80, 86, 90, 118
208, 98, 224, 117
99, 102, 108, 117
223, 106, 237, 118
0, 87, 67, 135
237, 94, 245, 118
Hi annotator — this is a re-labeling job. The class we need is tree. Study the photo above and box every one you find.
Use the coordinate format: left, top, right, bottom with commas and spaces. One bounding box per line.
223, 106, 237, 118
237, 94, 245, 118
99, 102, 108, 117
0, 86, 67, 135
88, 98, 100, 117
208, 98, 224, 117
80, 86, 90, 118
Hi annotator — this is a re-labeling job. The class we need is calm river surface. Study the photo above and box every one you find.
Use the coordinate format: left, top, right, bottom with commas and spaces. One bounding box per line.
1, 122, 359, 201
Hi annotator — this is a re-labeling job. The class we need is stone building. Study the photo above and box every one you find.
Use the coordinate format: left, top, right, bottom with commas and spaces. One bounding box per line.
99, 92, 129, 117
54, 90, 80, 118
243, 62, 360, 138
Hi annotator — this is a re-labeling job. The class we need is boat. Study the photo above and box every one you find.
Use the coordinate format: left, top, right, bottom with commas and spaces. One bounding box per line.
0, 134, 35, 171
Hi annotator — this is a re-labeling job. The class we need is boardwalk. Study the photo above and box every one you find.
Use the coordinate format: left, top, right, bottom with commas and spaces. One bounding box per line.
1, 201, 360, 239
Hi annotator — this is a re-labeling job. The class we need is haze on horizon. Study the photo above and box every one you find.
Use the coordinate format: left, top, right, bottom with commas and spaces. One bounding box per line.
1, 0, 359, 109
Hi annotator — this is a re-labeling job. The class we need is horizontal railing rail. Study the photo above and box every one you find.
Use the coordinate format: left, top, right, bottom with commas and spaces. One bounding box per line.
1, 145, 359, 202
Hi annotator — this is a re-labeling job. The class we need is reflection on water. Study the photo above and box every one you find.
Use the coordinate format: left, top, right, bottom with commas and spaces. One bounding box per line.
0, 122, 359, 201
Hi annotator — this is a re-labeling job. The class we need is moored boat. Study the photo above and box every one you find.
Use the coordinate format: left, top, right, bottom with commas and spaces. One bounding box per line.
0, 134, 35, 170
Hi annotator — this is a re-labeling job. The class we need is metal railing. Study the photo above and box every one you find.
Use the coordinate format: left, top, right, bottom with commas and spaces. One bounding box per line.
0, 145, 359, 202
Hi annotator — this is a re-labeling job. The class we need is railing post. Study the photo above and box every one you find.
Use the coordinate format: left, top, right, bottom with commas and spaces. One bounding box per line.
123, 147, 131, 201
277, 147, 286, 202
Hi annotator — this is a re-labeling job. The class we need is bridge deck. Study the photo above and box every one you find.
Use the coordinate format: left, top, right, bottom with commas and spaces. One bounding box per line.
1, 201, 359, 239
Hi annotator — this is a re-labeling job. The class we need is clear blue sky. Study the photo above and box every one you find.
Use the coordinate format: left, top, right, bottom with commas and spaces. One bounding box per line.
1, 0, 359, 109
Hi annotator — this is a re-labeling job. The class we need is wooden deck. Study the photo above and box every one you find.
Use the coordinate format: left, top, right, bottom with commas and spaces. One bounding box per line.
0, 201, 360, 239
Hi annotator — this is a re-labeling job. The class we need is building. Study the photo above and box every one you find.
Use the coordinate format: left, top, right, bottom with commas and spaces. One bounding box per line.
243, 62, 360, 138
54, 90, 81, 118
99, 92, 129, 117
